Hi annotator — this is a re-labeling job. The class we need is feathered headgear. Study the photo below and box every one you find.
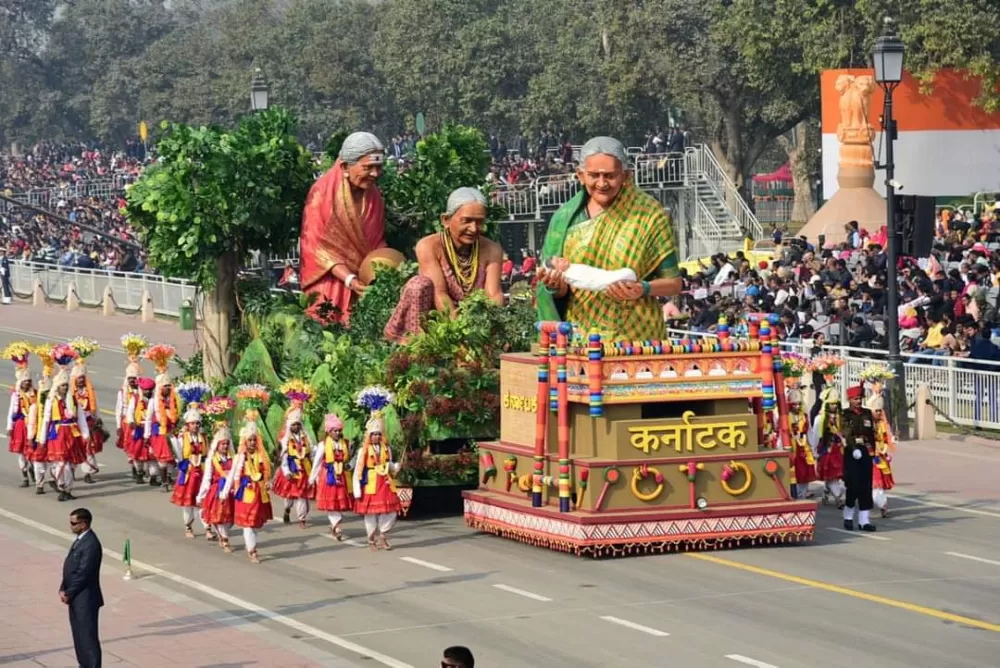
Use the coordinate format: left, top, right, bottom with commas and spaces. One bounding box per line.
68, 337, 99, 361
3, 341, 32, 386
357, 386, 393, 437
144, 344, 175, 388
34, 344, 55, 393
280, 379, 313, 407
120, 333, 149, 362
203, 396, 236, 426
235, 384, 269, 424
177, 380, 211, 409
325, 413, 343, 433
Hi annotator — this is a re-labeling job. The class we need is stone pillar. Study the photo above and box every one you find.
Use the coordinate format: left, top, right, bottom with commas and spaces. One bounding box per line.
66, 282, 80, 312
140, 289, 155, 323
102, 286, 115, 317
914, 382, 936, 440
32, 279, 44, 307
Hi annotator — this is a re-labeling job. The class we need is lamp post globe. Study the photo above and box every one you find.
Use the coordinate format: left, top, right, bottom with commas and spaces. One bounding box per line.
250, 68, 269, 112
873, 17, 905, 86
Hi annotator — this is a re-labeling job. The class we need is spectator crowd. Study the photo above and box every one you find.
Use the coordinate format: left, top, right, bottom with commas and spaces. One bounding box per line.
1, 143, 151, 272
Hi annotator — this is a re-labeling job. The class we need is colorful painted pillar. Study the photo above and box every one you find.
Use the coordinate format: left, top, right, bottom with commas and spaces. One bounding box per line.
748, 318, 764, 443
588, 332, 603, 418
769, 314, 793, 453
759, 318, 776, 448
533, 323, 553, 507
555, 322, 572, 512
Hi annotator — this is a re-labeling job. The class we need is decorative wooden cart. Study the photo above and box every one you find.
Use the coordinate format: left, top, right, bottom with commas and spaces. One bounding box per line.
463, 319, 817, 557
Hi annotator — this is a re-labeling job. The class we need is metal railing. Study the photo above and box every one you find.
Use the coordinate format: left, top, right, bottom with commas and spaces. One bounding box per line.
665, 326, 1000, 431
1, 176, 134, 210
7, 260, 197, 318
687, 147, 764, 241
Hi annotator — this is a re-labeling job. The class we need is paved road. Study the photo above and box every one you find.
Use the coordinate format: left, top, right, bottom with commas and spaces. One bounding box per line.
1, 323, 999, 667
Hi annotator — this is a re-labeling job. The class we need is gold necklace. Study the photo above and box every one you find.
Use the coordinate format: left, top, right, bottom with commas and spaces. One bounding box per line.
441, 231, 479, 294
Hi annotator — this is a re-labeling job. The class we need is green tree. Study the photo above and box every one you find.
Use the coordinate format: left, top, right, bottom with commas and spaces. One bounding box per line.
125, 108, 315, 379
379, 124, 499, 253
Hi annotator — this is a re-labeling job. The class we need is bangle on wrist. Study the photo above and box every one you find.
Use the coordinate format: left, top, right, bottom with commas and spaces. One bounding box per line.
641, 280, 652, 297
345, 274, 357, 289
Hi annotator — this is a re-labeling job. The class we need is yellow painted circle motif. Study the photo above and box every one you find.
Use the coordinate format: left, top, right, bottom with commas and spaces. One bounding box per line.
630, 466, 664, 502
721, 461, 752, 496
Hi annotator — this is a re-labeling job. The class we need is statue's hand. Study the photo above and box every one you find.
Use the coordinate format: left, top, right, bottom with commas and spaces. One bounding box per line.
606, 280, 644, 302
538, 267, 568, 297
350, 280, 368, 296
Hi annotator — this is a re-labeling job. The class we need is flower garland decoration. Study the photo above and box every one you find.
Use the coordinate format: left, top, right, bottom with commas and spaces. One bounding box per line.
68, 337, 100, 360
120, 333, 149, 361
2, 341, 32, 367
807, 353, 845, 379
51, 343, 79, 367
177, 380, 212, 408
280, 379, 314, 405
144, 343, 176, 374
780, 352, 809, 378
356, 385, 395, 412
236, 384, 270, 422
34, 344, 55, 381
202, 396, 236, 425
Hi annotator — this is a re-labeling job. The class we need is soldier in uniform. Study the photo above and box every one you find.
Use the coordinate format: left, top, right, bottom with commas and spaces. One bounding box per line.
841, 385, 876, 531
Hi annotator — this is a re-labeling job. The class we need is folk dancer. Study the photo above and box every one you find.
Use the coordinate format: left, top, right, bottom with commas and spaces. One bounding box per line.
272, 408, 314, 529
197, 423, 236, 553
71, 361, 104, 484
352, 411, 401, 550
809, 387, 845, 508
171, 408, 211, 539
309, 413, 354, 540
224, 422, 273, 563
841, 386, 877, 531
866, 393, 896, 517
126, 378, 156, 483
27, 360, 54, 494
145, 371, 179, 490
6, 359, 34, 487
40, 368, 89, 502
786, 388, 817, 499
115, 358, 143, 479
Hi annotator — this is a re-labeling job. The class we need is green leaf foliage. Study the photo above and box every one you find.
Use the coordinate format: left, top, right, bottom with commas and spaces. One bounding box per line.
124, 108, 315, 290
380, 124, 502, 253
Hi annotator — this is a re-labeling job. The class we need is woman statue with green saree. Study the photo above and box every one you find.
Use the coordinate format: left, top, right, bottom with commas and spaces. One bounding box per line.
536, 136, 682, 340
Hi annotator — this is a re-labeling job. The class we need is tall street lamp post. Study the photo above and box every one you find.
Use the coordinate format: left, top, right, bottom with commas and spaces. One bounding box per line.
250, 68, 269, 113
873, 17, 908, 439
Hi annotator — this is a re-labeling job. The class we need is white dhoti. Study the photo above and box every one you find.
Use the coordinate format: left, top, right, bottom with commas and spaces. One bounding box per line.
363, 513, 396, 538
283, 497, 308, 521
16, 454, 27, 472
214, 523, 231, 539
33, 461, 49, 486
181, 507, 207, 529
327, 512, 344, 529
242, 527, 258, 552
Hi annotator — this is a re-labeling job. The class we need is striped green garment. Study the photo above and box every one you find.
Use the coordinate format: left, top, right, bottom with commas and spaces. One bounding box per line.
536, 181, 679, 341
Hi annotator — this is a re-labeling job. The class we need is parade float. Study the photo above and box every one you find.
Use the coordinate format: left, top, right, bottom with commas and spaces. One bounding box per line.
463, 316, 818, 557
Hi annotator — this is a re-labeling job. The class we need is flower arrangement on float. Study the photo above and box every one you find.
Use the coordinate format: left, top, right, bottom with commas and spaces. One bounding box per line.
807, 353, 845, 382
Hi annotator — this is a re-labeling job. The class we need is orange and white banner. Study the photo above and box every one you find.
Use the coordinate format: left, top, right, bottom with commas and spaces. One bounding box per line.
821, 69, 1000, 199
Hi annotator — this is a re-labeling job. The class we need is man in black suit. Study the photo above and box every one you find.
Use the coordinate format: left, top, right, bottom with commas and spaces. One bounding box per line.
60, 508, 103, 668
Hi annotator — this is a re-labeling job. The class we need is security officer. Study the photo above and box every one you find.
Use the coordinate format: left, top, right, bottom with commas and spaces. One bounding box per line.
841, 385, 876, 531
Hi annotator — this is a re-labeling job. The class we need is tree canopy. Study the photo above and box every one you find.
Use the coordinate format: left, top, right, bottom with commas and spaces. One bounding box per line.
1, 0, 998, 182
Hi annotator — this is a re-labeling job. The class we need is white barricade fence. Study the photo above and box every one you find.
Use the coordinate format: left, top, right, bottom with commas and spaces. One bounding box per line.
8, 260, 198, 318
666, 327, 1000, 431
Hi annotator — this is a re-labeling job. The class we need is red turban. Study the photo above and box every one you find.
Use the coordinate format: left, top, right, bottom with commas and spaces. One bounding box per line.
138, 377, 156, 391
846, 386, 863, 400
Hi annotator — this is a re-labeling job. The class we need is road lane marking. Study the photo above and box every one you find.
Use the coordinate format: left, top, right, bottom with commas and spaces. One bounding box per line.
0, 506, 414, 668
827, 527, 891, 541
492, 584, 552, 602
0, 326, 127, 353
946, 551, 1000, 567
891, 493, 1000, 519
726, 654, 778, 668
685, 553, 1000, 633
399, 556, 453, 572
599, 615, 669, 637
